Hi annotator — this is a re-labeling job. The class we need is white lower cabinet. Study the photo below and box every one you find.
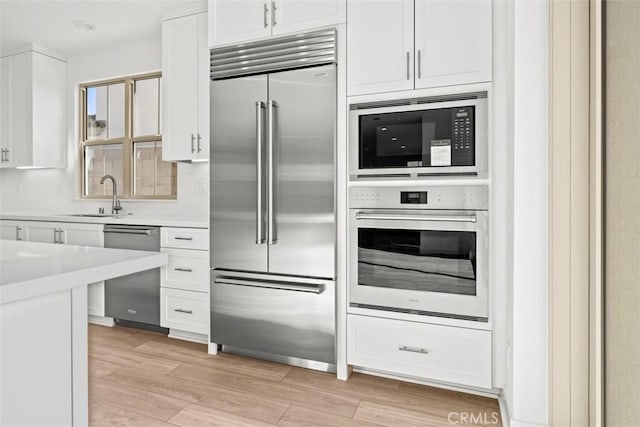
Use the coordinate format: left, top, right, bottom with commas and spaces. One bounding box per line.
348, 314, 492, 389
160, 227, 209, 342
161, 248, 209, 293
0, 220, 25, 240
160, 288, 209, 335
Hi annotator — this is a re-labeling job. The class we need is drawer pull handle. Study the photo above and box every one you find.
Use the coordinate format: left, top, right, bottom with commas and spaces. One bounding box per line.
174, 308, 193, 314
174, 236, 193, 241
398, 345, 430, 355
174, 267, 193, 272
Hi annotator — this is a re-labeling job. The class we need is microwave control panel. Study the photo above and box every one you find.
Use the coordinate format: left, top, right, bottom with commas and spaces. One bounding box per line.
450, 107, 475, 167
349, 186, 488, 210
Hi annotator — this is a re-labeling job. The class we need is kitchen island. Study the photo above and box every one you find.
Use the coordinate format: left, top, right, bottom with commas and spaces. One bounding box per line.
0, 240, 168, 427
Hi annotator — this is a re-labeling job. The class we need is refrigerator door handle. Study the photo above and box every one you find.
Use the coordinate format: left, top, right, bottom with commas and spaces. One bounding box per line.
256, 101, 266, 244
267, 100, 278, 245
215, 277, 325, 294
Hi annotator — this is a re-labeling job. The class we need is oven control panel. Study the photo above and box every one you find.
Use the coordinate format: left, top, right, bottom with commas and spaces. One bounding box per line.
349, 185, 488, 210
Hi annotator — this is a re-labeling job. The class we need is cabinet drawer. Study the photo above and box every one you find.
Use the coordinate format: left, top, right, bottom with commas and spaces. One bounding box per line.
161, 227, 208, 250
161, 248, 209, 292
160, 288, 209, 335
347, 315, 491, 389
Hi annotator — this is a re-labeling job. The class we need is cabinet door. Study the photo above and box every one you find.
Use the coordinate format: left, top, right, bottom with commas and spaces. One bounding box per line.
162, 14, 199, 161
0, 220, 24, 240
414, 0, 492, 89
272, 0, 346, 36
0, 53, 32, 168
347, 0, 414, 96
60, 223, 103, 246
209, 0, 272, 47
196, 12, 210, 160
24, 222, 58, 244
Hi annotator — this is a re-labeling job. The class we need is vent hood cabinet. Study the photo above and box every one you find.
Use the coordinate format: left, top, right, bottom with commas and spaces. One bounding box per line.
0, 44, 66, 169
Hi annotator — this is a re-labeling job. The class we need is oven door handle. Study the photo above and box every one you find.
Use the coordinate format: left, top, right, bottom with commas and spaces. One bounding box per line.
355, 212, 477, 223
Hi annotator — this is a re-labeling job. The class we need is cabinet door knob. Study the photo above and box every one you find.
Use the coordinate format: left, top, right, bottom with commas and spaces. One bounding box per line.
417, 50, 422, 79
197, 133, 202, 153
174, 308, 193, 314
191, 134, 196, 153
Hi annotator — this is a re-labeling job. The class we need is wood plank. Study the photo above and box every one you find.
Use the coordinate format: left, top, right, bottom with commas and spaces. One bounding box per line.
278, 406, 375, 427
105, 366, 290, 424
90, 378, 188, 422
90, 400, 174, 427
88, 356, 122, 379
89, 324, 169, 350
355, 400, 471, 427
135, 340, 291, 381
169, 363, 360, 418
283, 367, 498, 419
89, 342, 181, 374
168, 403, 276, 427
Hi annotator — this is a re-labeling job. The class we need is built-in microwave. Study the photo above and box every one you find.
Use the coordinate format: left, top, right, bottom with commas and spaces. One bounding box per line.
349, 185, 489, 321
349, 95, 488, 179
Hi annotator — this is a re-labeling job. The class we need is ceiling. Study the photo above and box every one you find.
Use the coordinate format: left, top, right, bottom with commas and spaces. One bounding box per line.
0, 0, 203, 56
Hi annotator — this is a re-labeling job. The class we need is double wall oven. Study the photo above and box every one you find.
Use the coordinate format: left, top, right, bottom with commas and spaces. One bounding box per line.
348, 92, 490, 321
349, 186, 489, 321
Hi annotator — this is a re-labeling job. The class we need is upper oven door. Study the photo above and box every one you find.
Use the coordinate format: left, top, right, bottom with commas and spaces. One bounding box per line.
349, 98, 487, 179
349, 209, 488, 320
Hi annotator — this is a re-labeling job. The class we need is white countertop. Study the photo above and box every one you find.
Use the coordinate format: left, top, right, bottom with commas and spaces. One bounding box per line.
0, 240, 168, 305
0, 212, 208, 229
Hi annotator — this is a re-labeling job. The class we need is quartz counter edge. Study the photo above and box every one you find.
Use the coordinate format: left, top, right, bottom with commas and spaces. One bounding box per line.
0, 212, 208, 229
0, 240, 168, 305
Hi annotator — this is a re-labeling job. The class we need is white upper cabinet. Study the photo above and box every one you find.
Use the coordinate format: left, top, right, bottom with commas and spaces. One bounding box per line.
0, 46, 66, 168
209, 0, 345, 47
272, 0, 346, 36
209, 0, 271, 47
414, 0, 492, 89
347, 0, 492, 96
162, 11, 209, 162
347, 0, 414, 96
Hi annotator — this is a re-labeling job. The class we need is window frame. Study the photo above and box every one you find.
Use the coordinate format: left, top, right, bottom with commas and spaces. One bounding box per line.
79, 71, 176, 200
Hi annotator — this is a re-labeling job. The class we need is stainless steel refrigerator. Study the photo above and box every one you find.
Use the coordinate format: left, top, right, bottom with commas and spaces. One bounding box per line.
209, 30, 336, 371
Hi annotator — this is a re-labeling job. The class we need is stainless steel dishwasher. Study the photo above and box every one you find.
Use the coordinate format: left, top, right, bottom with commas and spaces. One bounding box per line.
104, 224, 164, 329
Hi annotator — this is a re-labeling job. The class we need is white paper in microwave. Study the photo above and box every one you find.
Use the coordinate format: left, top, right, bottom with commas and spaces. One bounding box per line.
429, 139, 452, 166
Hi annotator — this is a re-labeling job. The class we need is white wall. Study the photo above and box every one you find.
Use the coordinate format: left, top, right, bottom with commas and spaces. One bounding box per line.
507, 0, 549, 425
0, 35, 208, 221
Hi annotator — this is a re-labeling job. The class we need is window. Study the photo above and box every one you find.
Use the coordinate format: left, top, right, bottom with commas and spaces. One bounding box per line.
80, 72, 176, 199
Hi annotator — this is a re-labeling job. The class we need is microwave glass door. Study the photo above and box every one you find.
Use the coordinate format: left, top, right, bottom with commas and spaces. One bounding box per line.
358, 107, 475, 170
357, 227, 477, 296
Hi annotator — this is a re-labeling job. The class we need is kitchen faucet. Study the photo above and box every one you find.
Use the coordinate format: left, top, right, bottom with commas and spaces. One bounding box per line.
100, 174, 123, 215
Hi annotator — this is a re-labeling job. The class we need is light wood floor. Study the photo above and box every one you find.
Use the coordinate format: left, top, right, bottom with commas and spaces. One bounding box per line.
88, 324, 502, 426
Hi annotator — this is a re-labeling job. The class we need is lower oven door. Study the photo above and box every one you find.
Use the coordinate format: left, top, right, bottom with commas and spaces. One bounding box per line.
349, 209, 488, 320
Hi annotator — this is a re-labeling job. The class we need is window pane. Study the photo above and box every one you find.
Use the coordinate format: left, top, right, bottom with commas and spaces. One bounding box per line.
133, 141, 176, 197
85, 86, 107, 141
133, 78, 160, 137
83, 144, 123, 197
108, 83, 125, 138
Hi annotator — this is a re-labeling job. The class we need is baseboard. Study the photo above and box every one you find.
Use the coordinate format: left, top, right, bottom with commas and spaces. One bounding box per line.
353, 366, 500, 399
167, 329, 208, 344
88, 315, 115, 327
499, 394, 511, 427
509, 420, 547, 427
208, 342, 218, 355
